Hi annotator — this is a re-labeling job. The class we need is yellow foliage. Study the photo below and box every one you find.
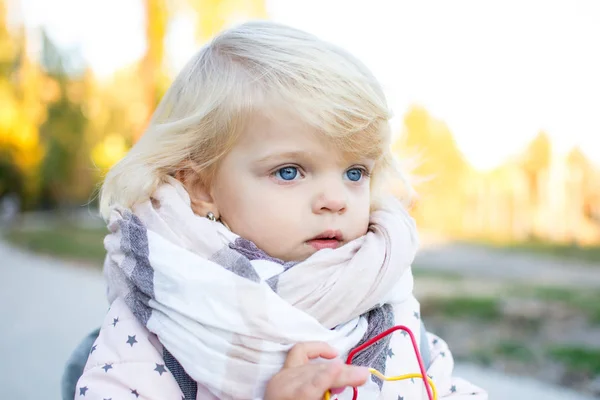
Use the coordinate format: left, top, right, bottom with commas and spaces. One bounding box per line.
91, 134, 128, 170
521, 131, 552, 174
12, 123, 43, 169
41, 78, 61, 103
0, 92, 17, 132
189, 0, 267, 42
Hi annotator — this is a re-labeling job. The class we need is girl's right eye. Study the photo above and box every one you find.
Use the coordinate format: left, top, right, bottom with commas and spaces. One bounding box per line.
274, 166, 299, 181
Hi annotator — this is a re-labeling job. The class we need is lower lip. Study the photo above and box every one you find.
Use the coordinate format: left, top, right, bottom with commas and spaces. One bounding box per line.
307, 239, 341, 250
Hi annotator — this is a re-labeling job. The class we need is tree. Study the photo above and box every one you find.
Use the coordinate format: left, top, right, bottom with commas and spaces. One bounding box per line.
37, 32, 90, 208
136, 0, 170, 141
0, 0, 44, 208
393, 106, 470, 233
0, 150, 23, 198
519, 131, 551, 206
567, 147, 599, 224
188, 0, 267, 42
397, 106, 468, 180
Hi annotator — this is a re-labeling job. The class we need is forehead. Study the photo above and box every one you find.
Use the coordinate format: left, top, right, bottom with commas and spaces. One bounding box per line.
240, 113, 323, 149
235, 112, 375, 162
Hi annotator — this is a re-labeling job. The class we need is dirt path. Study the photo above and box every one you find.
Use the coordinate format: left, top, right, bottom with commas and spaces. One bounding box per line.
0, 240, 107, 400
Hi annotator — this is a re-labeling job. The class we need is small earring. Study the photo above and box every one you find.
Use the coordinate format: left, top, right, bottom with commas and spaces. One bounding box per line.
206, 211, 216, 222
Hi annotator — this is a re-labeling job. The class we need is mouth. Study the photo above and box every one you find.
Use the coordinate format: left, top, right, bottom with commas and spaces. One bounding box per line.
306, 230, 344, 250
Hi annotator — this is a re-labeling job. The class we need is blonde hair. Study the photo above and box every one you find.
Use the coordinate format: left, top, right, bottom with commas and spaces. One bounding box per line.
99, 20, 413, 219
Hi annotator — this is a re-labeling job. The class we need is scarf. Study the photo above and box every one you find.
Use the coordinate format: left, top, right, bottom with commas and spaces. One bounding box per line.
103, 177, 419, 399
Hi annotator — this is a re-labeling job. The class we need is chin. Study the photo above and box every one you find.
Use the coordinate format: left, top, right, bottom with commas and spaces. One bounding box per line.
279, 248, 313, 263
288, 253, 312, 263
268, 250, 303, 263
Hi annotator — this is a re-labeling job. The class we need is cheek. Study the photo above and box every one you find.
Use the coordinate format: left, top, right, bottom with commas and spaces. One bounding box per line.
226, 203, 301, 258
352, 188, 372, 232
216, 183, 257, 227
216, 181, 300, 240
245, 192, 302, 232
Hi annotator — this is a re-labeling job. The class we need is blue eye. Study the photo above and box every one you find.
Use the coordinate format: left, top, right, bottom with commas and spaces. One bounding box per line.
346, 168, 363, 182
275, 166, 299, 181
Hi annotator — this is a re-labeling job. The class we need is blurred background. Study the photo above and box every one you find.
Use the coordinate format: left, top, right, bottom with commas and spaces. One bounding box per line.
1, 0, 599, 399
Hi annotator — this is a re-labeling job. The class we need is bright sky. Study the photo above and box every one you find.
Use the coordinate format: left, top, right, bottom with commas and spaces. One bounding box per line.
15, 0, 600, 170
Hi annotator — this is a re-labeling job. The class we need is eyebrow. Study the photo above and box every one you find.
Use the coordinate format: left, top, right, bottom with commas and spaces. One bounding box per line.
254, 151, 312, 164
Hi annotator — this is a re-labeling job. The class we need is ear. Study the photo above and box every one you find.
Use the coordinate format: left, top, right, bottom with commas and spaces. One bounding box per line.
174, 168, 220, 219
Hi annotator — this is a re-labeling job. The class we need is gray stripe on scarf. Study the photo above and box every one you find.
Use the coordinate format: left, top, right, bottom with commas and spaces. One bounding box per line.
211, 245, 261, 283
229, 238, 298, 292
352, 304, 395, 388
119, 212, 154, 325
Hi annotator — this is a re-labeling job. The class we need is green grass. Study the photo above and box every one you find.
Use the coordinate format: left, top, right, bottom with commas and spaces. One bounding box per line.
511, 286, 600, 325
4, 224, 107, 265
467, 340, 537, 366
494, 340, 536, 362
420, 296, 501, 320
547, 346, 600, 375
466, 342, 600, 378
466, 349, 494, 366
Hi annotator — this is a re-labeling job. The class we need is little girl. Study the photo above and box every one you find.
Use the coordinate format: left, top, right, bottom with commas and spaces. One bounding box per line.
75, 21, 487, 400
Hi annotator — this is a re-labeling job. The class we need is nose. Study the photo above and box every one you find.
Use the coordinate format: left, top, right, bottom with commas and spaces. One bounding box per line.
312, 181, 347, 215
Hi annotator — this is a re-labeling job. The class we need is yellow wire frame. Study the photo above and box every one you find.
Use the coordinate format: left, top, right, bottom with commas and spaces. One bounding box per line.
323, 369, 438, 400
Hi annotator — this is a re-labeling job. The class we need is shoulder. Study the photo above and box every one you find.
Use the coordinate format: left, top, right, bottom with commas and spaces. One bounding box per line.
85, 297, 163, 368
76, 297, 183, 399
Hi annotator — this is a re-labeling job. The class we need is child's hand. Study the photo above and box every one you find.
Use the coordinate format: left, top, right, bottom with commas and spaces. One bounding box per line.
264, 342, 369, 400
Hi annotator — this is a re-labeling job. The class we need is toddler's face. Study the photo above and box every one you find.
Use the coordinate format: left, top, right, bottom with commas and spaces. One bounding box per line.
210, 113, 373, 262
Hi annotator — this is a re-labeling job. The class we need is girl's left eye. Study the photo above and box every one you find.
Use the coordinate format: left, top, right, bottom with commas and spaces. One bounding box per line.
274, 166, 300, 181
345, 168, 364, 182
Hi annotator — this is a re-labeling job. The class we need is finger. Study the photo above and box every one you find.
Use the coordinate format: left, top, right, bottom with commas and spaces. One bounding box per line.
279, 361, 331, 383
284, 342, 339, 368
283, 361, 343, 399
309, 360, 344, 393
305, 363, 369, 396
266, 362, 334, 400
330, 387, 345, 395
285, 362, 368, 399
330, 365, 370, 389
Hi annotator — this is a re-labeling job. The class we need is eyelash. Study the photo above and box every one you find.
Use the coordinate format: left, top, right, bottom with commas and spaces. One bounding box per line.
350, 166, 371, 177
